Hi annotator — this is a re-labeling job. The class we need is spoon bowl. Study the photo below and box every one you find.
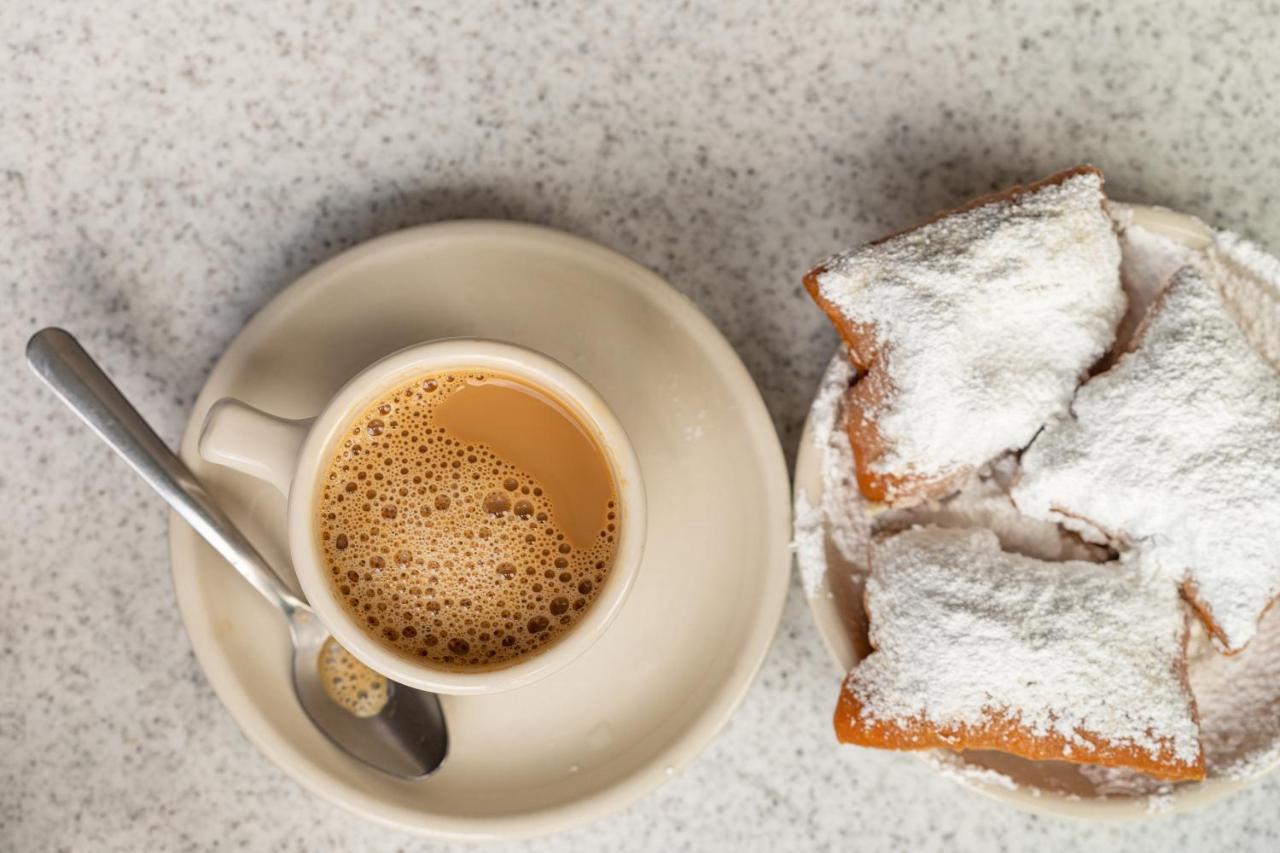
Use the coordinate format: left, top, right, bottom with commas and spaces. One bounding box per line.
26, 327, 448, 779
288, 606, 448, 777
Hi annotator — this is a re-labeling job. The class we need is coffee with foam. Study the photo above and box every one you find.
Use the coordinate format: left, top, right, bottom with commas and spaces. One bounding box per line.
316, 370, 620, 671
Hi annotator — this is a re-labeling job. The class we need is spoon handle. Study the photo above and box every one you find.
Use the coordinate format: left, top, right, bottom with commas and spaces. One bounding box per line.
25, 328, 306, 617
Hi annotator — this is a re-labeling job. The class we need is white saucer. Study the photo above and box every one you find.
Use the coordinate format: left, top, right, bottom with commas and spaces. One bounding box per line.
169, 221, 791, 839
794, 204, 1280, 819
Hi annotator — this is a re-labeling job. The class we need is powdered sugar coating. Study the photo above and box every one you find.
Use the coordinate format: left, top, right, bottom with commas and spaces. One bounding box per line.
850, 526, 1201, 767
813, 171, 1125, 492
1014, 267, 1280, 652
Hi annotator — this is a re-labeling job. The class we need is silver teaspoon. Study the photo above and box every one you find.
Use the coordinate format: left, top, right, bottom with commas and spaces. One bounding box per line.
26, 328, 448, 779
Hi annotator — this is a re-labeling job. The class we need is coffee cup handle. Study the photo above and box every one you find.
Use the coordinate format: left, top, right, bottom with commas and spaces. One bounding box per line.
198, 399, 313, 497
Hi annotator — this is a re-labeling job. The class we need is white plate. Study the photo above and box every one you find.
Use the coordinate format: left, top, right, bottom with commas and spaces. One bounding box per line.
793, 204, 1280, 819
169, 221, 791, 839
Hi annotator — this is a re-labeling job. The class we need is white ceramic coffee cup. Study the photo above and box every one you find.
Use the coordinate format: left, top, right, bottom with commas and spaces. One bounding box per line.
197, 339, 646, 695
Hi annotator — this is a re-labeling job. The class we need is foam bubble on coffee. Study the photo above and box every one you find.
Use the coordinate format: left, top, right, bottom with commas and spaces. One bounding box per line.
316, 371, 620, 670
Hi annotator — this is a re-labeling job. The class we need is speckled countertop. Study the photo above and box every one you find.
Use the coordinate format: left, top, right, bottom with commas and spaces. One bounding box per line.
3, 1, 1279, 850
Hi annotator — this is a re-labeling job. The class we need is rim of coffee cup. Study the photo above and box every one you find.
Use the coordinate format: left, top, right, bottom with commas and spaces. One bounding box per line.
289, 338, 646, 695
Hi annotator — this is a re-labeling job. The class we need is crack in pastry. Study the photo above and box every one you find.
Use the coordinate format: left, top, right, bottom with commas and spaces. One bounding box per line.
1013, 265, 1280, 653
804, 166, 1125, 506
834, 526, 1204, 782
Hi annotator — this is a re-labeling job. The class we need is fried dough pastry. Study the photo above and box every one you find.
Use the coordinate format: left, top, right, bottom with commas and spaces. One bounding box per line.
805, 167, 1124, 505
834, 526, 1204, 782
1014, 266, 1280, 653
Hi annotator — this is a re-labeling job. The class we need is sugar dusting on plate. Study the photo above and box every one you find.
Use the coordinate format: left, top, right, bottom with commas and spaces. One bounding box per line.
792, 357, 873, 600
1190, 606, 1280, 779
1211, 231, 1280, 372
927, 751, 1023, 793
1113, 214, 1198, 353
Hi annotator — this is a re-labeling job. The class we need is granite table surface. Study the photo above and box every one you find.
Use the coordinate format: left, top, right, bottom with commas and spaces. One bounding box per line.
3, 1, 1279, 850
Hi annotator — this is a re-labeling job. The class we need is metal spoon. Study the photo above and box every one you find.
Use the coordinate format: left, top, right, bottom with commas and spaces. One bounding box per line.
26, 328, 448, 779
